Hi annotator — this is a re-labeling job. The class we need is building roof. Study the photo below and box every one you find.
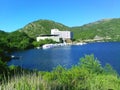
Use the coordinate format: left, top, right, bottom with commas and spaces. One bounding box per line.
38, 34, 59, 37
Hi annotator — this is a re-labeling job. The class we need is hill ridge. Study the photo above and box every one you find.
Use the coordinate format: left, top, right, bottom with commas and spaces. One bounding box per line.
16, 18, 120, 41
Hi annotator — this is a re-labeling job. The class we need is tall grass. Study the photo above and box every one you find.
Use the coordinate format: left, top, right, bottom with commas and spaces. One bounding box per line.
1, 72, 47, 90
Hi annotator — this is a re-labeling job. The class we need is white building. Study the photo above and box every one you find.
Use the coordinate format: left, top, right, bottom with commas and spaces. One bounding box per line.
36, 29, 73, 42
51, 29, 72, 39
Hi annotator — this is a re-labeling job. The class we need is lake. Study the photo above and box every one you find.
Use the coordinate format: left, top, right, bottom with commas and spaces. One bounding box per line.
8, 42, 120, 73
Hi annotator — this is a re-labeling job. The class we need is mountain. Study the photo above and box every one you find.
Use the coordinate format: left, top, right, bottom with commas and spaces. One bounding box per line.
19, 20, 69, 38
19, 18, 120, 41
70, 18, 120, 41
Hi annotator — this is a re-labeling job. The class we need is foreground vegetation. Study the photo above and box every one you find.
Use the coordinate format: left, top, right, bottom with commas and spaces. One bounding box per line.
0, 55, 120, 90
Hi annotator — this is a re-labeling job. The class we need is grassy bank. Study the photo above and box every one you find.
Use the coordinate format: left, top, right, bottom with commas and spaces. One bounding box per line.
0, 55, 120, 90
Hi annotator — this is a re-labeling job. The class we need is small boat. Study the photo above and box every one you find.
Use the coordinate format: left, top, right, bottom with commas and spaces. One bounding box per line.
42, 43, 68, 49
36, 47, 41, 49
76, 42, 87, 45
11, 55, 21, 59
42, 44, 54, 49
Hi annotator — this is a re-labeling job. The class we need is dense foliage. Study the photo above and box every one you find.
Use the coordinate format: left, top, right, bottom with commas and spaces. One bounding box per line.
0, 55, 120, 90
6, 31, 34, 50
0, 30, 34, 52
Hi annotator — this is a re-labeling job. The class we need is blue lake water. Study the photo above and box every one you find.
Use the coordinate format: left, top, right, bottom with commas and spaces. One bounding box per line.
8, 42, 120, 73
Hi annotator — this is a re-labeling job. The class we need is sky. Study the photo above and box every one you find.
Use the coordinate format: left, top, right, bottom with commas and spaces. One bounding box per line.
0, 0, 120, 32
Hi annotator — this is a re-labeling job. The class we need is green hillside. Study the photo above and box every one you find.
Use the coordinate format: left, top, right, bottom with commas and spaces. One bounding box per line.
70, 18, 120, 41
19, 20, 69, 38
19, 18, 120, 41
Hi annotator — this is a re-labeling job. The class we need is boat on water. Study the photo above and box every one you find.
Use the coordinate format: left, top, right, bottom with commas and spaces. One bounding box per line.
11, 55, 21, 60
42, 44, 54, 49
75, 42, 87, 45
42, 43, 68, 49
42, 42, 87, 49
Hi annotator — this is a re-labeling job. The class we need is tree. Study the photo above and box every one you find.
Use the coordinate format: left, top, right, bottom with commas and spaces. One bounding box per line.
6, 31, 34, 50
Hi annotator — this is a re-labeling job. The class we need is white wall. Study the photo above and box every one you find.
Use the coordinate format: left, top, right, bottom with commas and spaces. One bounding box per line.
51, 29, 72, 39
36, 36, 60, 42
